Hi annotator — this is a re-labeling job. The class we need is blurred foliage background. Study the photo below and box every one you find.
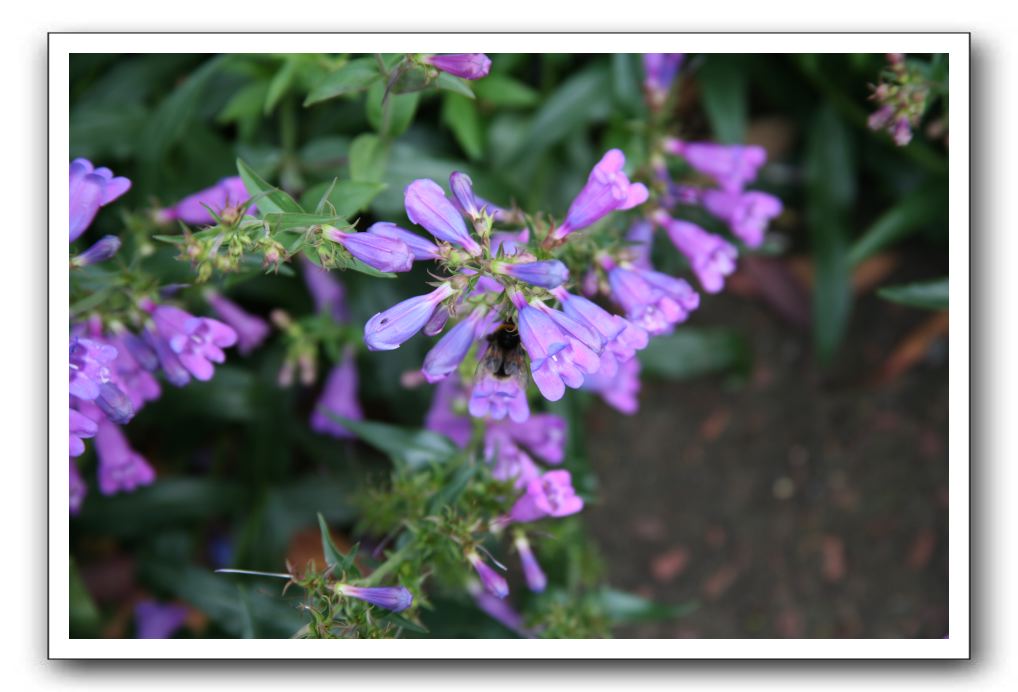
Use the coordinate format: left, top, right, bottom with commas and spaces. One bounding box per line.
68, 52, 948, 638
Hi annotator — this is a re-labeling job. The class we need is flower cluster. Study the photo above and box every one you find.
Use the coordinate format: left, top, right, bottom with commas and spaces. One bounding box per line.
867, 53, 931, 147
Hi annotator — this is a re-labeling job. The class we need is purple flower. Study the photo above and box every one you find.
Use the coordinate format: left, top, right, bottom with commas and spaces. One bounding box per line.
310, 350, 363, 439
552, 149, 649, 240
626, 220, 655, 270
550, 287, 647, 378
513, 294, 601, 402
496, 413, 566, 465
69, 460, 87, 515
584, 355, 641, 415
324, 226, 413, 273
469, 369, 531, 422
868, 104, 895, 131
94, 380, 135, 425
69, 407, 98, 458
422, 308, 489, 383
472, 588, 533, 638
643, 53, 684, 99
423, 305, 450, 336
514, 534, 547, 593
69, 337, 117, 401
71, 235, 121, 267
156, 176, 253, 225
69, 158, 131, 242
658, 215, 738, 294
94, 418, 156, 495
151, 306, 238, 381
467, 551, 509, 599
665, 139, 767, 192
205, 292, 270, 356
404, 179, 482, 255
134, 601, 188, 639
892, 116, 913, 146
449, 171, 510, 222
491, 228, 530, 256
301, 257, 348, 323
335, 584, 413, 612
606, 264, 700, 335
701, 189, 783, 249
107, 334, 162, 412
366, 222, 440, 261
425, 379, 473, 447
143, 326, 191, 387
509, 470, 584, 523
493, 259, 569, 289
425, 53, 492, 80
364, 283, 456, 351
485, 431, 542, 488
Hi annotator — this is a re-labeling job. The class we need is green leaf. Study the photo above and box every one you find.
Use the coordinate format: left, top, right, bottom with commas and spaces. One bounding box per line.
301, 180, 387, 218
262, 211, 349, 233
317, 512, 359, 573
349, 133, 390, 183
611, 53, 646, 115
365, 81, 420, 138
218, 81, 270, 123
878, 278, 949, 310
236, 157, 304, 214
699, 55, 748, 144
379, 612, 429, 634
304, 57, 382, 106
473, 73, 539, 108
596, 588, 699, 625
298, 135, 351, 170
264, 57, 298, 114
806, 105, 856, 364
323, 415, 459, 469
441, 93, 484, 160
639, 328, 751, 379
848, 183, 949, 265
434, 72, 475, 99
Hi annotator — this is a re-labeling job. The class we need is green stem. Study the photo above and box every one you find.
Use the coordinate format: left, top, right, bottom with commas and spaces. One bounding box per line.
360, 540, 415, 586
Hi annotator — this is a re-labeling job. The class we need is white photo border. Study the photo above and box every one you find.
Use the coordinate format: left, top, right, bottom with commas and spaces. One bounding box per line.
49, 32, 970, 659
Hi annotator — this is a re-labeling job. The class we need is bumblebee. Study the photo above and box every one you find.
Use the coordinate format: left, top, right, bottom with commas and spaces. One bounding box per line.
478, 321, 527, 383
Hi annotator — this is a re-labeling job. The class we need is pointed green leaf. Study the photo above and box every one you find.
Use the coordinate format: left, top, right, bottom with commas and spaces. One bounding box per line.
304, 57, 382, 106
699, 55, 748, 144
301, 180, 387, 218
321, 414, 459, 469
236, 157, 304, 214
473, 73, 538, 108
434, 72, 475, 99
365, 81, 419, 138
349, 133, 390, 183
849, 182, 949, 265
441, 93, 484, 160
264, 57, 298, 114
379, 612, 429, 634
317, 512, 358, 573
878, 278, 949, 310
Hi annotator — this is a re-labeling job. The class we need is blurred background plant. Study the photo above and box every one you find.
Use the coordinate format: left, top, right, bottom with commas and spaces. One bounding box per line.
68, 52, 948, 639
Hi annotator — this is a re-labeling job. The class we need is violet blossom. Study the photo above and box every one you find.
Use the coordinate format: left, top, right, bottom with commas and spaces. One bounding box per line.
335, 584, 413, 613
514, 534, 547, 593
422, 307, 490, 383
324, 226, 414, 273
551, 287, 647, 378
425, 379, 473, 447
492, 259, 569, 289
657, 214, 738, 294
643, 53, 685, 104
69, 460, 87, 515
107, 333, 162, 411
149, 305, 238, 381
69, 337, 118, 402
701, 189, 783, 249
605, 261, 700, 336
552, 149, 649, 240
425, 53, 492, 80
69, 158, 131, 242
301, 258, 349, 323
467, 551, 509, 599
665, 139, 767, 192
93, 417, 156, 495
472, 587, 533, 638
205, 292, 271, 356
584, 355, 642, 415
364, 283, 457, 351
71, 235, 121, 267
404, 179, 482, 255
156, 176, 253, 225
508, 470, 584, 523
366, 222, 440, 261
310, 349, 363, 439
134, 601, 188, 639
69, 407, 98, 458
449, 171, 511, 223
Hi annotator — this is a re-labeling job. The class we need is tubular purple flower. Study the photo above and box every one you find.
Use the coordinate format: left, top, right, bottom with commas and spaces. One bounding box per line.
659, 216, 738, 294
467, 551, 509, 599
404, 179, 482, 255
426, 379, 473, 447
151, 306, 238, 381
509, 470, 584, 523
491, 228, 529, 256
69, 158, 131, 242
143, 327, 191, 387
449, 171, 512, 223
665, 139, 767, 192
485, 430, 542, 488
519, 300, 601, 402
134, 601, 188, 639
71, 235, 121, 267
514, 534, 547, 593
868, 104, 895, 131
301, 258, 348, 323
425, 53, 492, 80
324, 226, 414, 273
95, 381, 135, 424
492, 259, 569, 289
364, 283, 457, 351
422, 308, 488, 383
584, 355, 642, 415
552, 149, 650, 240
206, 292, 271, 356
94, 418, 156, 495
607, 265, 700, 335
107, 334, 161, 411
310, 349, 363, 439
701, 189, 783, 249
643, 53, 684, 97
626, 220, 655, 269
335, 584, 413, 613
469, 370, 530, 422
69, 460, 87, 515
69, 407, 98, 458
156, 176, 253, 225
366, 222, 440, 261
497, 413, 567, 465
892, 116, 913, 146
69, 337, 117, 401
422, 305, 450, 336
472, 588, 533, 638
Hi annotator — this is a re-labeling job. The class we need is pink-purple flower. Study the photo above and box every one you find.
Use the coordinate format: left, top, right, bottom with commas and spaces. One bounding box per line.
69, 159, 131, 242
206, 292, 270, 356
422, 307, 491, 383
657, 214, 738, 294
514, 534, 547, 592
93, 417, 156, 495
467, 551, 509, 599
584, 355, 642, 415
552, 149, 649, 240
366, 222, 440, 261
665, 139, 767, 192
335, 584, 413, 612
404, 179, 482, 255
156, 176, 253, 225
301, 258, 349, 323
69, 460, 87, 515
605, 261, 700, 336
701, 189, 783, 249
509, 470, 584, 523
364, 283, 457, 351
324, 226, 414, 273
310, 349, 363, 439
425, 54, 492, 81
492, 259, 569, 289
150, 305, 238, 382
134, 601, 188, 639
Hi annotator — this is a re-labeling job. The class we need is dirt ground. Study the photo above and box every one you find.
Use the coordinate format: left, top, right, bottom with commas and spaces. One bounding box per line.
585, 253, 950, 638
